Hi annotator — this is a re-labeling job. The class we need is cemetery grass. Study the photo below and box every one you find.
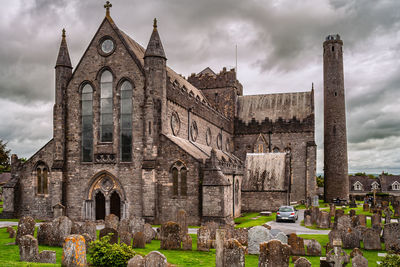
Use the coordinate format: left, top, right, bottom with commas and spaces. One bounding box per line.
234, 212, 275, 228
301, 218, 372, 230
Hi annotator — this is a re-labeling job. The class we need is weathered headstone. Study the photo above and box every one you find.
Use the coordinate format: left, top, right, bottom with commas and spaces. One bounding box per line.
342, 229, 360, 249
334, 209, 345, 226
306, 239, 321, 256
9, 227, 16, 238
216, 229, 226, 267
16, 216, 35, 245
312, 195, 319, 207
358, 214, 366, 227
160, 221, 181, 250
350, 247, 363, 258
143, 223, 156, 243
38, 250, 56, 264
362, 228, 381, 250
288, 233, 305, 256
329, 229, 343, 245
197, 226, 212, 252
132, 232, 145, 248
275, 232, 288, 244
144, 251, 168, 267
384, 208, 393, 224
177, 209, 188, 239
294, 257, 311, 267
99, 227, 119, 244
248, 225, 272, 254
204, 221, 219, 240
318, 211, 330, 229
349, 198, 357, 208
62, 235, 87, 267
129, 217, 145, 235
352, 254, 368, 267
19, 234, 39, 262
311, 207, 320, 225
182, 234, 192, 251
304, 215, 312, 227
127, 255, 144, 267
383, 223, 400, 252
81, 221, 97, 242
362, 203, 369, 212
349, 209, 356, 217
258, 239, 291, 267
223, 239, 246, 267
233, 228, 248, 246
50, 216, 73, 247
105, 214, 119, 230
53, 203, 65, 218
326, 240, 350, 267
371, 214, 381, 228
330, 204, 336, 217
81, 233, 92, 251
354, 225, 367, 242
37, 222, 52, 245
120, 231, 132, 246
336, 215, 352, 232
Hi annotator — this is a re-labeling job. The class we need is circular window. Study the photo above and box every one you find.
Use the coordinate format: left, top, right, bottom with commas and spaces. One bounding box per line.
206, 128, 212, 146
217, 133, 222, 149
170, 111, 180, 136
190, 121, 198, 142
99, 37, 115, 56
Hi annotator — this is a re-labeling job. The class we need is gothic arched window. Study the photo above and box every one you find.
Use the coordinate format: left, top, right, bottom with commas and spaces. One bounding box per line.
100, 70, 113, 142
82, 84, 93, 162
36, 163, 49, 194
120, 80, 132, 162
171, 161, 187, 196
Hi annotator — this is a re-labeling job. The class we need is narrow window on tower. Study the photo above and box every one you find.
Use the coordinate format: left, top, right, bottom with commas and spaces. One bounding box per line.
120, 80, 132, 162
81, 84, 93, 162
148, 121, 152, 135
332, 46, 334, 52
100, 70, 113, 142
334, 92, 338, 96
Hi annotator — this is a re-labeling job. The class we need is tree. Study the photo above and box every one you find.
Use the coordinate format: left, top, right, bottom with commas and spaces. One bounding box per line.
0, 139, 11, 173
316, 175, 324, 187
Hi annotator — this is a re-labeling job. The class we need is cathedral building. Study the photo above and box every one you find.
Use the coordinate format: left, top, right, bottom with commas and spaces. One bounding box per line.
2, 3, 316, 224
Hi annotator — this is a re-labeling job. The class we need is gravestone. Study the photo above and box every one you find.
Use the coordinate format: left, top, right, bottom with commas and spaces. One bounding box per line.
336, 215, 352, 232
99, 227, 119, 244
182, 234, 192, 250
62, 235, 87, 267
288, 233, 305, 256
129, 217, 145, 235
144, 251, 168, 267
127, 255, 144, 267
132, 232, 145, 248
143, 223, 156, 243
258, 239, 291, 267
18, 234, 39, 262
351, 215, 360, 228
294, 257, 311, 267
223, 239, 246, 267
306, 239, 321, 256
233, 228, 248, 246
349, 209, 356, 217
384, 208, 393, 224
352, 254, 368, 267
342, 229, 360, 249
330, 204, 336, 217
105, 214, 119, 230
326, 240, 350, 267
350, 247, 363, 258
37, 222, 52, 245
16, 216, 35, 245
354, 225, 367, 242
177, 209, 188, 239
160, 221, 181, 250
362, 228, 381, 250
118, 218, 130, 233
50, 216, 73, 247
318, 211, 330, 229
204, 221, 219, 240
9, 228, 16, 238
82, 233, 92, 251
215, 228, 226, 267
197, 226, 212, 252
358, 214, 366, 227
312, 195, 319, 207
275, 232, 288, 244
334, 209, 344, 223
362, 203, 369, 212
383, 223, 400, 252
329, 229, 343, 245
248, 225, 272, 254
38, 250, 56, 264
81, 221, 97, 242
53, 203, 65, 218
304, 215, 312, 227
311, 207, 320, 225
371, 213, 381, 227
120, 231, 132, 246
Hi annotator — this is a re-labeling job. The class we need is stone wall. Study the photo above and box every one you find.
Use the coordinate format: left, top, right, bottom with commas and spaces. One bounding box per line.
241, 191, 289, 212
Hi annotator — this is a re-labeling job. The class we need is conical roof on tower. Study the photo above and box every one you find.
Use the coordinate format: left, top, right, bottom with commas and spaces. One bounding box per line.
55, 29, 72, 69
144, 18, 166, 59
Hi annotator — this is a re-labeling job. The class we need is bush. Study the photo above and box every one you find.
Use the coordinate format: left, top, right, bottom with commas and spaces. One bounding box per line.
88, 234, 136, 267
381, 254, 400, 267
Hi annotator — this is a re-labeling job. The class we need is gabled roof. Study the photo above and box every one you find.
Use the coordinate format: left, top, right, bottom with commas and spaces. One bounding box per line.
198, 67, 216, 76
237, 91, 313, 123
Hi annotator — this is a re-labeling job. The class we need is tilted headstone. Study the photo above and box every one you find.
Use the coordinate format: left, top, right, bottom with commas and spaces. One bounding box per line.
306, 238, 321, 256
223, 239, 246, 267
197, 226, 212, 252
144, 251, 168, 267
16, 216, 35, 245
143, 223, 156, 243
120, 231, 132, 246
99, 227, 119, 244
127, 255, 144, 267
248, 225, 273, 255
182, 234, 192, 251
304, 215, 312, 227
105, 214, 119, 230
50, 216, 73, 247
177, 209, 188, 239
294, 257, 311, 267
71, 221, 97, 243
160, 221, 181, 250
233, 228, 248, 246
383, 223, 400, 252
362, 228, 381, 250
342, 229, 360, 249
62, 235, 87, 267
132, 231, 145, 248
352, 254, 368, 267
318, 211, 330, 229
288, 233, 305, 256
258, 239, 291, 267
18, 234, 39, 262
38, 250, 56, 264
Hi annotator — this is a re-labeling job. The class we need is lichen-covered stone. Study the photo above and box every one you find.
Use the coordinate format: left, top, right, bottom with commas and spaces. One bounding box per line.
105, 214, 119, 230
350, 247, 363, 258
182, 234, 192, 250
197, 226, 212, 251
177, 209, 188, 239
132, 232, 145, 248
144, 251, 167, 267
62, 234, 87, 267
288, 233, 305, 256
129, 217, 145, 235
160, 221, 181, 250
37, 222, 52, 245
99, 227, 118, 244
223, 239, 246, 267
294, 257, 311, 267
352, 254, 368, 267
383, 223, 400, 252
318, 211, 330, 229
143, 223, 156, 243
304, 215, 312, 227
259, 239, 291, 267
50, 216, 73, 247
306, 239, 321, 256
248, 226, 272, 255
16, 216, 35, 245
127, 255, 144, 267
362, 228, 381, 250
19, 234, 39, 262
275, 232, 288, 244
38, 250, 56, 264
233, 228, 248, 246
120, 231, 132, 246
342, 229, 360, 249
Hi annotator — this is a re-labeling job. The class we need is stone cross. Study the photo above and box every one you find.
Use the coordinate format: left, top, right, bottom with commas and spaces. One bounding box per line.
104, 1, 112, 16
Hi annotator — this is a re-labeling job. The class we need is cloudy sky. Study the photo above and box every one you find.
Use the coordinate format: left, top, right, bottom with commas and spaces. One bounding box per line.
1, 0, 400, 174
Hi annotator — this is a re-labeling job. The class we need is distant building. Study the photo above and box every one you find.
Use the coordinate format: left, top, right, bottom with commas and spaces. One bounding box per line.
349, 174, 400, 197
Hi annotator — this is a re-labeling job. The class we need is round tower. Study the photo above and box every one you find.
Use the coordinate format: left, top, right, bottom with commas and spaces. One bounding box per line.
323, 34, 349, 202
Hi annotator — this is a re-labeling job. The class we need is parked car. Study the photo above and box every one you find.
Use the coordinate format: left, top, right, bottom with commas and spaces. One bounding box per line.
276, 206, 298, 222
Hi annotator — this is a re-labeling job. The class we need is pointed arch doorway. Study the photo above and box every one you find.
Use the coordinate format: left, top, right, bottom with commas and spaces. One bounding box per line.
95, 191, 106, 220
110, 191, 121, 218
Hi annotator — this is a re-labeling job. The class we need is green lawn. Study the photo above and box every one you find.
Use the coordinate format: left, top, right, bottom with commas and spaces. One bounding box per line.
234, 212, 275, 228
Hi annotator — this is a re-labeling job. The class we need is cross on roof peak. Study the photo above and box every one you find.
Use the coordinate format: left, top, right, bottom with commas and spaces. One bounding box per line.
104, 1, 112, 17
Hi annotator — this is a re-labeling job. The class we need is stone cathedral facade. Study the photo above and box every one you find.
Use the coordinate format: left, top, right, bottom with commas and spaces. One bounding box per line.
3, 5, 317, 224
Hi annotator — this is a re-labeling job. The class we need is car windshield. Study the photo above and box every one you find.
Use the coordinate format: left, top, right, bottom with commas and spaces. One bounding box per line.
279, 207, 293, 212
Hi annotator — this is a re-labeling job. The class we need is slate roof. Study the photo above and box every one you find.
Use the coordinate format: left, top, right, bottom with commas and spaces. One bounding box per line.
380, 175, 400, 192
237, 91, 313, 123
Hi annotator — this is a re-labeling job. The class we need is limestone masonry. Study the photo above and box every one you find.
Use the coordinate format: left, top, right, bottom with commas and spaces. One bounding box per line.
2, 4, 325, 224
